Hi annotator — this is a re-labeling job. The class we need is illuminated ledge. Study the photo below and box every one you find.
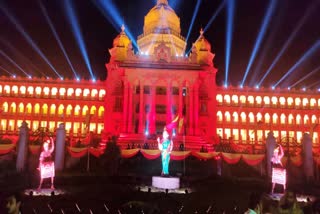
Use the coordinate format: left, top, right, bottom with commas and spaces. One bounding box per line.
152, 176, 180, 189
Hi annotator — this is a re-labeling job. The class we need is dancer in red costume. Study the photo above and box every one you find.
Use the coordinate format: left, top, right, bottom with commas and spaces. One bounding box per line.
38, 137, 55, 189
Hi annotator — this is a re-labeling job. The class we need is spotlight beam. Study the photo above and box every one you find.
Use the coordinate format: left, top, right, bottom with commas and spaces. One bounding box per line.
39, 0, 79, 79
0, 65, 15, 76
257, 2, 318, 86
241, 0, 277, 86
225, 0, 235, 86
0, 37, 45, 77
92, 0, 138, 50
273, 40, 320, 87
0, 50, 29, 76
290, 65, 320, 88
185, 0, 202, 43
0, 3, 63, 79
64, 0, 95, 80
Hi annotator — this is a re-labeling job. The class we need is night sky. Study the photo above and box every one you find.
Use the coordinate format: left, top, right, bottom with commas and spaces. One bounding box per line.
0, 0, 319, 89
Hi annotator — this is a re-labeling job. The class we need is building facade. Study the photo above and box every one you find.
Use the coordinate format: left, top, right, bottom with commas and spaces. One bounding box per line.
0, 0, 319, 150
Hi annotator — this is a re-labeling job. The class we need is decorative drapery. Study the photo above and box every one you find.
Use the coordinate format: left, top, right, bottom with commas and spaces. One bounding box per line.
191, 151, 220, 160
121, 148, 140, 159
170, 151, 191, 160
0, 144, 15, 155
29, 145, 41, 155
66, 146, 104, 158
140, 149, 161, 160
221, 153, 242, 164
242, 154, 265, 166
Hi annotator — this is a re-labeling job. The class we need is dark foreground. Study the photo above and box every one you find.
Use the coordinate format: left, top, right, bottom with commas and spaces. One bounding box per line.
0, 172, 320, 213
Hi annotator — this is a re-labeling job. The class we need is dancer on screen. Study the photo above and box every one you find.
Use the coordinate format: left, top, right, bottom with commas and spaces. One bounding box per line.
38, 137, 55, 189
271, 144, 285, 194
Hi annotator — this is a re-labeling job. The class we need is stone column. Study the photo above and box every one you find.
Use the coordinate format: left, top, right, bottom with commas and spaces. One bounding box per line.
55, 123, 66, 171
266, 131, 276, 178
150, 86, 156, 134
178, 85, 183, 117
194, 84, 199, 135
166, 82, 172, 124
16, 121, 29, 172
189, 87, 194, 135
302, 133, 314, 182
138, 83, 144, 133
122, 80, 129, 132
127, 84, 133, 133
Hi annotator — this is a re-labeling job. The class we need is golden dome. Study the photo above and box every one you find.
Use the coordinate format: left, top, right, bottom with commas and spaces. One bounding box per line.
193, 29, 211, 52
113, 25, 131, 48
143, 0, 181, 35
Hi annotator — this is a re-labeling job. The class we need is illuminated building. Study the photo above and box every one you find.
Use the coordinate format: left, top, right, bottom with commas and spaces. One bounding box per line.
0, 0, 319, 150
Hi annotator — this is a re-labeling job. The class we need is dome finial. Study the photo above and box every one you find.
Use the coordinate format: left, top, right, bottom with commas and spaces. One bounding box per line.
200, 28, 204, 36
157, 0, 168, 5
121, 24, 125, 32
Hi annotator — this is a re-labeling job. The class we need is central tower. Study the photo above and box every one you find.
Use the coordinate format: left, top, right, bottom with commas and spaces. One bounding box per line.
137, 0, 186, 56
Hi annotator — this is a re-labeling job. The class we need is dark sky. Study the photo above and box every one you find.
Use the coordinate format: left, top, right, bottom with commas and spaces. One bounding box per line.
0, 0, 319, 89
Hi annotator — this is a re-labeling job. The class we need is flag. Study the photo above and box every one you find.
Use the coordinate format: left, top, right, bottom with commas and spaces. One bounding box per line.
165, 115, 184, 134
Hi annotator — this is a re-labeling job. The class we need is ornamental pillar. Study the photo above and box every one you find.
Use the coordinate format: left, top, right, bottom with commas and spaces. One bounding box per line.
302, 133, 314, 182
166, 81, 172, 124
55, 123, 66, 171
189, 87, 194, 135
16, 121, 29, 172
194, 83, 199, 135
138, 83, 144, 133
150, 86, 156, 134
266, 131, 276, 178
127, 84, 134, 133
122, 80, 129, 132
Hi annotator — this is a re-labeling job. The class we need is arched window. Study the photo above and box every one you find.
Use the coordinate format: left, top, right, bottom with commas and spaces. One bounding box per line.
216, 94, 223, 104
248, 96, 254, 105
272, 113, 278, 124
225, 111, 231, 122
82, 105, 89, 116
265, 113, 270, 124
20, 86, 26, 95
279, 97, 286, 107
295, 98, 301, 107
43, 87, 50, 96
75, 88, 82, 97
240, 112, 246, 123
224, 95, 231, 104
74, 105, 81, 116
257, 113, 262, 122
263, 96, 270, 105
2, 102, 8, 112
239, 95, 246, 104
58, 104, 64, 115
26, 103, 32, 114
90, 106, 97, 115
66, 105, 73, 116
280, 114, 286, 124
18, 103, 24, 113
91, 89, 98, 98
42, 104, 48, 115
50, 104, 56, 115
4, 85, 10, 94
67, 88, 74, 97
99, 89, 106, 99
98, 106, 104, 117
34, 103, 40, 114
27, 86, 34, 95
288, 114, 294, 124
233, 112, 239, 122
304, 115, 309, 125
248, 112, 254, 123
256, 96, 262, 105
271, 96, 278, 105
287, 97, 293, 107
311, 115, 317, 124
302, 98, 309, 107
51, 87, 58, 96
231, 95, 238, 104
296, 115, 301, 125
310, 98, 316, 108
35, 87, 41, 96
0, 85, 2, 94
83, 89, 90, 97
217, 111, 223, 122
10, 103, 16, 113
59, 88, 66, 97
12, 86, 18, 95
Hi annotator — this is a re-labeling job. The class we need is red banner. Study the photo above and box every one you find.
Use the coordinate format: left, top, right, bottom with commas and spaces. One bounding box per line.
89, 147, 103, 158
170, 151, 191, 160
140, 149, 161, 160
242, 154, 265, 166
221, 153, 242, 164
67, 146, 88, 158
121, 149, 140, 158
0, 144, 15, 155
192, 151, 220, 160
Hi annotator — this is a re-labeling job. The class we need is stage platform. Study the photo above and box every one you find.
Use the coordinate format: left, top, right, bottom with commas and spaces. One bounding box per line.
152, 176, 180, 189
